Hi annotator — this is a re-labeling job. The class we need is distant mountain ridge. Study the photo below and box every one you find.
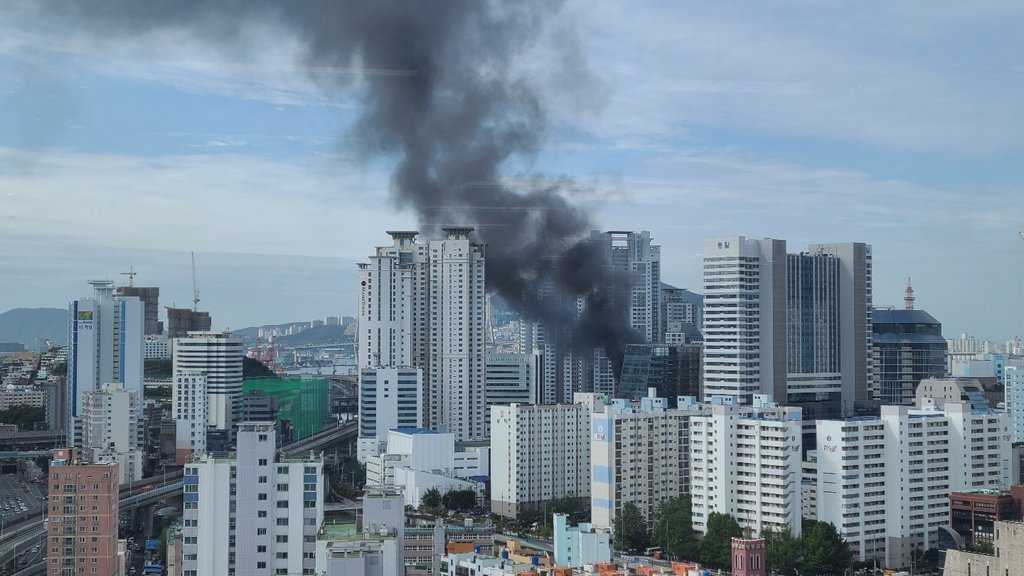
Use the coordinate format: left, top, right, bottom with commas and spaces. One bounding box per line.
0, 308, 68, 347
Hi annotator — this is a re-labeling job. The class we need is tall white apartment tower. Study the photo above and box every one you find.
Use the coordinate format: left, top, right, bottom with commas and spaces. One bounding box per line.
80, 382, 144, 483
428, 227, 487, 440
690, 395, 803, 536
173, 331, 244, 431
357, 229, 485, 441
181, 422, 324, 576
174, 370, 209, 464
67, 279, 145, 446
702, 238, 787, 403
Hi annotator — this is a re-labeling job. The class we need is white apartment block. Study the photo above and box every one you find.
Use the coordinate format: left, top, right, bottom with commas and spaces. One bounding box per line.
702, 237, 787, 403
80, 382, 144, 484
67, 280, 144, 445
816, 384, 1011, 567
173, 331, 244, 431
690, 395, 803, 537
181, 422, 324, 576
490, 394, 598, 518
591, 394, 705, 530
174, 370, 208, 464
358, 367, 423, 440
428, 228, 487, 441
0, 385, 48, 410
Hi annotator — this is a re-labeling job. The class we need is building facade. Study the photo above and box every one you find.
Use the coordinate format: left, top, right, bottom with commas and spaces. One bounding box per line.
80, 382, 143, 483
871, 308, 948, 405
702, 237, 787, 403
172, 332, 244, 431
67, 280, 144, 446
358, 367, 423, 441
174, 370, 208, 465
591, 395, 705, 529
490, 396, 596, 519
690, 396, 803, 537
46, 447, 120, 576
181, 422, 324, 576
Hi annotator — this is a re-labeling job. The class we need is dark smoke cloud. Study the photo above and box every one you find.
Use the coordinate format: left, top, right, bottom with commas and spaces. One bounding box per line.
47, 0, 642, 373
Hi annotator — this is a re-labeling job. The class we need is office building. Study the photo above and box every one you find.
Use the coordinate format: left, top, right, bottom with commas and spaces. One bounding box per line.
181, 422, 324, 576
80, 382, 144, 483
871, 307, 947, 405
116, 285, 162, 335
46, 447, 120, 576
786, 243, 872, 419
172, 331, 243, 431
0, 385, 48, 410
690, 396, 803, 537
174, 370, 208, 465
357, 229, 486, 441
816, 381, 1011, 566
618, 344, 701, 403
702, 237, 787, 403
358, 367, 423, 441
67, 280, 145, 445
490, 395, 598, 519
144, 335, 172, 359
484, 353, 541, 435
591, 394, 705, 530
950, 487, 1024, 545
166, 307, 212, 339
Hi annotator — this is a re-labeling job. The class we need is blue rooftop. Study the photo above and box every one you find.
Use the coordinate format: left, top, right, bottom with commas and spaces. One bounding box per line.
392, 427, 439, 435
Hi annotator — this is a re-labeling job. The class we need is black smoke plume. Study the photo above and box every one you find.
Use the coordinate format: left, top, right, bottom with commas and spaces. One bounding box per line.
48, 0, 642, 375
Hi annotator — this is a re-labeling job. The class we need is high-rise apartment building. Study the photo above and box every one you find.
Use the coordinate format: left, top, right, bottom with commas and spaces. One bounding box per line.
1005, 364, 1024, 443
690, 396, 803, 536
172, 331, 243, 431
46, 447, 120, 576
871, 308, 947, 404
181, 422, 324, 576
67, 280, 144, 446
590, 394, 705, 529
174, 370, 208, 464
816, 379, 1010, 567
661, 284, 702, 345
702, 237, 787, 403
595, 230, 661, 345
80, 382, 143, 483
490, 395, 598, 519
358, 367, 423, 440
357, 228, 486, 441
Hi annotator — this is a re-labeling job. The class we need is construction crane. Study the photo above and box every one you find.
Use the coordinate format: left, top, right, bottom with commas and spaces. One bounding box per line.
191, 252, 201, 312
120, 267, 137, 287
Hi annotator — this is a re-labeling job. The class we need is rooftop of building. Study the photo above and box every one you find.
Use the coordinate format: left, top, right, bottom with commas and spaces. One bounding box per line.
319, 520, 397, 542
871, 308, 942, 325
392, 427, 438, 435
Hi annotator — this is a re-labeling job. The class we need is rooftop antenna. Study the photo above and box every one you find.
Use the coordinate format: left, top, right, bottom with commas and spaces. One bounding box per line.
191, 252, 200, 312
904, 277, 915, 310
120, 267, 137, 287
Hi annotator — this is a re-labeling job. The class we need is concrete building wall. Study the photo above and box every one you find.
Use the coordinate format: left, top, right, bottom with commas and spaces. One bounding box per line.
173, 332, 243, 431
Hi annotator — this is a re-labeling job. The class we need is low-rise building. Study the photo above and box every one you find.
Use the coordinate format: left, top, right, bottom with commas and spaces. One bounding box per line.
950, 487, 1024, 545
944, 520, 1024, 576
553, 513, 611, 568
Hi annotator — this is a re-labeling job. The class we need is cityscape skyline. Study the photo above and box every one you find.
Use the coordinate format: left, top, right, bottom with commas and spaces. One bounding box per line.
1, 2, 1023, 341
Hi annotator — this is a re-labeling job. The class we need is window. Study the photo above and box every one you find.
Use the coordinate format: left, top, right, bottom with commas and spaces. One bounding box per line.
258, 493, 268, 501
258, 459, 268, 466
258, 510, 267, 518
257, 545, 267, 553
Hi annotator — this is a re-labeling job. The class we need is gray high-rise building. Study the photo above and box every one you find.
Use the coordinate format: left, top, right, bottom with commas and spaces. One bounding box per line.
786, 243, 872, 418
871, 308, 948, 404
166, 307, 212, 339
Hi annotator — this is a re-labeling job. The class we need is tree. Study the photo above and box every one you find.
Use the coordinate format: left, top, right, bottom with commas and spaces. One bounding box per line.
613, 502, 650, 553
698, 512, 743, 568
964, 541, 994, 555
441, 489, 477, 511
763, 526, 802, 576
651, 496, 698, 560
802, 521, 851, 576
421, 487, 442, 509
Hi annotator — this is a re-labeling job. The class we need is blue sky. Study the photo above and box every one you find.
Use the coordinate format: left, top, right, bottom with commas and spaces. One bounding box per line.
1, 1, 1023, 341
